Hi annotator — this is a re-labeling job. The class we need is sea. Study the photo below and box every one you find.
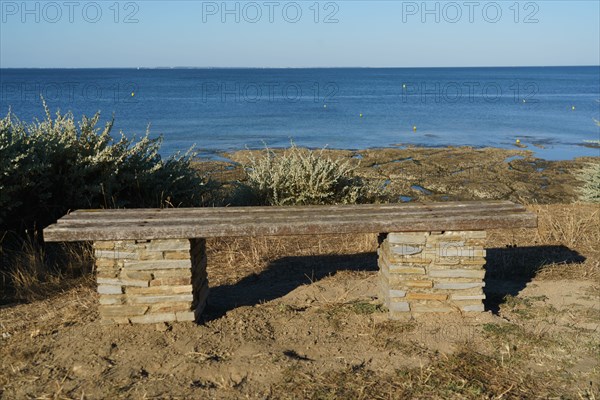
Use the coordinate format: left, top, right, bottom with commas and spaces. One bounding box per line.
1, 66, 598, 160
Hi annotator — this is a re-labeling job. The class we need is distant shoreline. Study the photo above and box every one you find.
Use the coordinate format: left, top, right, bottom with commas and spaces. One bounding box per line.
2, 65, 599, 70
194, 143, 600, 163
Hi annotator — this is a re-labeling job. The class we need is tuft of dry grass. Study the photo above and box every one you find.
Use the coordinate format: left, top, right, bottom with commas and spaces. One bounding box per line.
0, 233, 95, 304
533, 204, 600, 250
486, 204, 599, 281
206, 233, 377, 287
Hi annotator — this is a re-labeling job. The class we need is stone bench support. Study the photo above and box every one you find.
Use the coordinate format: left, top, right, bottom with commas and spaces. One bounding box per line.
93, 238, 208, 324
378, 230, 487, 318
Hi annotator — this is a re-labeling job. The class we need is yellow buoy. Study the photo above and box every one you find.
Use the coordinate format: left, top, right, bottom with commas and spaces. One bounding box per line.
359, 113, 363, 118
571, 106, 576, 111
516, 139, 520, 144
131, 92, 135, 97
412, 125, 417, 132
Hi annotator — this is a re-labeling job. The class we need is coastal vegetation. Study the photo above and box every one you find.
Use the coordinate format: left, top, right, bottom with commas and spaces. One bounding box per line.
578, 161, 600, 203
0, 105, 214, 299
0, 103, 213, 234
234, 142, 382, 206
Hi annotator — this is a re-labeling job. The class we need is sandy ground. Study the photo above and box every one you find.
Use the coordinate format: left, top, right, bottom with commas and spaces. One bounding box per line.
1, 147, 599, 399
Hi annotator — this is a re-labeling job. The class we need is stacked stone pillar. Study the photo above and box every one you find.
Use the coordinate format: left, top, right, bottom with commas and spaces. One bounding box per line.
378, 231, 486, 317
93, 238, 209, 324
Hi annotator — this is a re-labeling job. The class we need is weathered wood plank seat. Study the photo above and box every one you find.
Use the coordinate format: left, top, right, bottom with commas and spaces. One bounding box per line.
44, 200, 537, 324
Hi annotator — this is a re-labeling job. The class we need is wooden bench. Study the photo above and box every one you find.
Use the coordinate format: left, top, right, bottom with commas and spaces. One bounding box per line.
44, 200, 537, 324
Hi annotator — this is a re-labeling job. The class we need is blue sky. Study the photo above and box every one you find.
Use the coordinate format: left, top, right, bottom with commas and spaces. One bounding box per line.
1, 1, 599, 67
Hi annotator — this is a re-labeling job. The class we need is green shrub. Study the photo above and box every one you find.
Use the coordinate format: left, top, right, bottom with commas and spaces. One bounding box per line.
0, 103, 215, 233
578, 161, 600, 203
235, 143, 382, 206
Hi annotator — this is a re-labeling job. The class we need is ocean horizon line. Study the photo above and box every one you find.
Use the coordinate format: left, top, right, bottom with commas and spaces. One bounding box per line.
1, 65, 599, 70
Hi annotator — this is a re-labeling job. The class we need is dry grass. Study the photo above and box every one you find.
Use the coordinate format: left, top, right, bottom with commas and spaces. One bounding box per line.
206, 233, 377, 287
270, 348, 548, 400
533, 204, 600, 250
486, 204, 600, 281
0, 234, 95, 304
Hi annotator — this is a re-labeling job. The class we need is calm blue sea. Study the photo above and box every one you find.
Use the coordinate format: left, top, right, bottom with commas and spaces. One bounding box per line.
1, 67, 599, 160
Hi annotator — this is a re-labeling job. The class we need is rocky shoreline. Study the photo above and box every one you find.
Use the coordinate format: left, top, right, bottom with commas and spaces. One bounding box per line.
194, 146, 597, 204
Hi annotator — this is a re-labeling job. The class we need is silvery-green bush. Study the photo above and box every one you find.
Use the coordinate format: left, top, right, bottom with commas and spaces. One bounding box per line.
0, 104, 214, 232
577, 118, 600, 203
236, 143, 381, 206
578, 162, 600, 203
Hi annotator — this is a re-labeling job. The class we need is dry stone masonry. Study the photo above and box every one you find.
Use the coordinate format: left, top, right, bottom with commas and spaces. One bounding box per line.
92, 231, 488, 324
379, 231, 487, 317
93, 238, 208, 324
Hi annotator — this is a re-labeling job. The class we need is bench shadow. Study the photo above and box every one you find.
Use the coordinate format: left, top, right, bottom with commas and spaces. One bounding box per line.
201, 252, 378, 322
200, 245, 585, 322
483, 245, 585, 314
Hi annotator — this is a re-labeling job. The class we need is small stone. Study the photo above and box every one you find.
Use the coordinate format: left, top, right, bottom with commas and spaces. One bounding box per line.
428, 269, 485, 279
163, 251, 191, 260
99, 305, 149, 317
100, 316, 131, 325
95, 258, 117, 268
149, 277, 191, 286
99, 295, 126, 305
72, 365, 86, 376
388, 302, 410, 312
390, 244, 422, 255
147, 239, 190, 251
139, 251, 165, 261
155, 322, 170, 332
149, 302, 192, 313
130, 313, 177, 324
152, 269, 192, 278
93, 241, 116, 250
123, 260, 191, 271
406, 292, 448, 301
461, 304, 485, 312
388, 289, 406, 298
129, 294, 194, 304
387, 233, 427, 245
405, 280, 434, 288
434, 282, 485, 290
388, 266, 426, 275
126, 285, 192, 295
437, 247, 486, 258
95, 250, 139, 259
460, 258, 487, 266
96, 270, 119, 279
121, 271, 153, 281
97, 277, 149, 287
97, 285, 123, 295
176, 311, 196, 322
437, 241, 465, 248
450, 294, 486, 300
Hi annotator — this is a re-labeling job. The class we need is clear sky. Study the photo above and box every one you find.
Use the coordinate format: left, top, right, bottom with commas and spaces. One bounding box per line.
1, 1, 599, 68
